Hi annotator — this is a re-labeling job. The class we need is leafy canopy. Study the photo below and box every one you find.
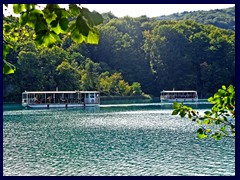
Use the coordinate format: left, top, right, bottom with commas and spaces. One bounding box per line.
3, 4, 103, 75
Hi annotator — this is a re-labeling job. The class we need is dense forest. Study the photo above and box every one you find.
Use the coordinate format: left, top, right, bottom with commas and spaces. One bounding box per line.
157, 7, 235, 30
3, 7, 235, 102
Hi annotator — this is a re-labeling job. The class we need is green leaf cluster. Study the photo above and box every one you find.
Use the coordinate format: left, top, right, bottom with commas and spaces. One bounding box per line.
16, 4, 103, 46
172, 85, 235, 140
3, 4, 103, 75
68, 6, 103, 44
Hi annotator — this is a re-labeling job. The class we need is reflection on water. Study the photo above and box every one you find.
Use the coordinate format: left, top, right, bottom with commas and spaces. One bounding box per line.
3, 102, 234, 176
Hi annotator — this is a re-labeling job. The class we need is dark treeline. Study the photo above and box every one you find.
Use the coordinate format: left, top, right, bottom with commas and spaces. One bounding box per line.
157, 6, 235, 31
3, 8, 235, 101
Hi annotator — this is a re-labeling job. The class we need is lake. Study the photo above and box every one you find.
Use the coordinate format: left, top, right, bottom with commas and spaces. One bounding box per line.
3, 102, 235, 176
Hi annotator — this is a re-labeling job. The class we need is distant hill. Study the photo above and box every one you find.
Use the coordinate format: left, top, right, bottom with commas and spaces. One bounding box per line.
156, 7, 235, 30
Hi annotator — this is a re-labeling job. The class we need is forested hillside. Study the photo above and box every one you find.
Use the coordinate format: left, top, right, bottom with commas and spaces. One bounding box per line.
157, 6, 235, 30
3, 7, 235, 102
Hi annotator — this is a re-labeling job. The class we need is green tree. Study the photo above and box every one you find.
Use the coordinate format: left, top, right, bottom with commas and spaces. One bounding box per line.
118, 80, 131, 96
98, 72, 112, 95
131, 82, 143, 95
80, 58, 101, 90
36, 46, 69, 90
56, 60, 80, 90
97, 72, 144, 96
144, 23, 193, 95
172, 85, 235, 140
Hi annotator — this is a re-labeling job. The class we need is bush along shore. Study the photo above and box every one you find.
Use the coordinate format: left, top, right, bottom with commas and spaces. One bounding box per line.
100, 94, 153, 104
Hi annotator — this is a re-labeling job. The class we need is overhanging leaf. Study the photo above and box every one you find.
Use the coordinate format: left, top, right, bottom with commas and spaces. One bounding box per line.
81, 8, 103, 26
50, 20, 58, 28
228, 85, 234, 93
71, 27, 85, 44
69, 4, 80, 16
19, 11, 29, 26
197, 128, 207, 139
204, 111, 212, 116
59, 18, 69, 31
203, 119, 210, 125
34, 13, 48, 33
43, 10, 57, 24
13, 4, 26, 14
86, 30, 99, 44
220, 125, 226, 132
76, 15, 90, 37
90, 11, 104, 25
3, 44, 10, 59
173, 102, 180, 109
51, 22, 66, 34
35, 30, 61, 47
172, 109, 179, 115
26, 9, 44, 28
41, 31, 62, 47
212, 132, 222, 140
3, 60, 16, 75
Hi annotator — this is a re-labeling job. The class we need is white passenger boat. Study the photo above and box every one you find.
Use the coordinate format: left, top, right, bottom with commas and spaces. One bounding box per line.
22, 90, 100, 108
160, 90, 198, 103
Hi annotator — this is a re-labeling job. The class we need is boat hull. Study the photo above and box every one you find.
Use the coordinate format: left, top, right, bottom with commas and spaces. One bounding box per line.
160, 98, 198, 103
22, 103, 99, 109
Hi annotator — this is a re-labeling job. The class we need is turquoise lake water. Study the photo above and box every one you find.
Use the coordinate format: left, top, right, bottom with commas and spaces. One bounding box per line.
3, 102, 235, 176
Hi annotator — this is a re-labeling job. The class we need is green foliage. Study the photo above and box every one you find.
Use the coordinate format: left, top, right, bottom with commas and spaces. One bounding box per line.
3, 4, 103, 75
98, 72, 123, 96
143, 19, 234, 96
131, 82, 143, 95
118, 80, 131, 96
97, 72, 143, 96
157, 6, 235, 30
3, 15, 20, 74
56, 60, 80, 90
3, 60, 16, 75
12, 4, 103, 46
3, 37, 146, 100
3, 7, 235, 101
172, 85, 235, 140
80, 58, 101, 90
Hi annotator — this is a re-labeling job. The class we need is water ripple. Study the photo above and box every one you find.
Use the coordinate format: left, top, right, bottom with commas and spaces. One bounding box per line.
3, 107, 235, 176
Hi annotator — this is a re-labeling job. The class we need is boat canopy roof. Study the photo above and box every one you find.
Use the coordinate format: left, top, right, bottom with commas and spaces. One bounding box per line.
22, 91, 100, 94
161, 90, 197, 93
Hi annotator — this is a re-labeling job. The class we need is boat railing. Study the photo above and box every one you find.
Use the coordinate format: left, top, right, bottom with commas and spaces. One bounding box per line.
161, 94, 198, 99
26, 97, 100, 105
